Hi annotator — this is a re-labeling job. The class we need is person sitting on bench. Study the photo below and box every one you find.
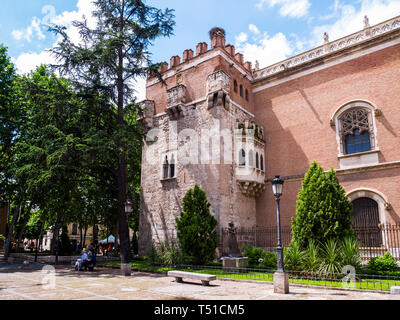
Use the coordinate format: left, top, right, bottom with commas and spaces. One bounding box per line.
81, 249, 90, 271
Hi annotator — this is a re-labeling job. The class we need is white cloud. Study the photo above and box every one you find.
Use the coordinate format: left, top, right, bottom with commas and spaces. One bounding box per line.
256, 0, 311, 18
12, 50, 56, 75
235, 31, 294, 69
235, 32, 249, 46
249, 24, 260, 35
12, 17, 46, 42
310, 0, 400, 47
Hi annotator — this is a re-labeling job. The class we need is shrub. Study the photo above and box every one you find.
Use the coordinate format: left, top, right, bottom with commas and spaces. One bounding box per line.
368, 252, 398, 272
241, 245, 277, 270
176, 185, 218, 265
318, 239, 343, 278
284, 241, 306, 272
303, 239, 320, 274
341, 236, 362, 271
147, 242, 190, 266
292, 162, 354, 249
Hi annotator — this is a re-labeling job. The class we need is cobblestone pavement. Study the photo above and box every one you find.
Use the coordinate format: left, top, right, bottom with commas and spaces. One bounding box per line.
0, 265, 399, 300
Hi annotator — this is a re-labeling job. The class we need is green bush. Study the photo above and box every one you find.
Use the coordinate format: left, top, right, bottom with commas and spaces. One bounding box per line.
292, 162, 354, 249
303, 239, 320, 274
176, 185, 218, 265
284, 241, 305, 272
147, 242, 190, 266
241, 245, 277, 270
368, 252, 398, 272
318, 239, 343, 277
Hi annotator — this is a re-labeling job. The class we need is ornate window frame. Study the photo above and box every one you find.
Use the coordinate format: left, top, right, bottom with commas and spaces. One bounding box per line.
331, 100, 381, 168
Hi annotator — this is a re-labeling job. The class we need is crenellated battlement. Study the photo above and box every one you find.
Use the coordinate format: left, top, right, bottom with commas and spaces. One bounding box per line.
149, 27, 254, 79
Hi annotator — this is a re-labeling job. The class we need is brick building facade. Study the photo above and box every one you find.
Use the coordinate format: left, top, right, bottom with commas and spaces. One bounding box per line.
138, 16, 400, 255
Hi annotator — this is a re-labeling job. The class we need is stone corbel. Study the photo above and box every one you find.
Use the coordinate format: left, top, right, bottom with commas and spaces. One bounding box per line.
138, 100, 155, 132
374, 108, 382, 117
384, 202, 392, 210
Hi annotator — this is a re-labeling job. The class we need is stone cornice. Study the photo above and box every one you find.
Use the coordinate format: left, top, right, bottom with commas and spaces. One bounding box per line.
265, 161, 400, 183
253, 15, 400, 87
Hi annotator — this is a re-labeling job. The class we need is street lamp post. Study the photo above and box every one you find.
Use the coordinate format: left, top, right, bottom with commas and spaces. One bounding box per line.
121, 200, 132, 277
271, 176, 289, 294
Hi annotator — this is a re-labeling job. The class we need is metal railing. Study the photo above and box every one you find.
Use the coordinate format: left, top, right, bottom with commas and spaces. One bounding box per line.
218, 224, 400, 261
152, 263, 400, 293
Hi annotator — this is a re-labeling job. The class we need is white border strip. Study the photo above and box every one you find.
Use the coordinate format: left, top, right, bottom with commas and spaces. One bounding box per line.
253, 37, 400, 92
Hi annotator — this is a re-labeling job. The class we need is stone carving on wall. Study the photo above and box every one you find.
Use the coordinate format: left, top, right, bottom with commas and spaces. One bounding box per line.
166, 84, 188, 119
206, 70, 231, 110
137, 100, 155, 132
339, 108, 371, 136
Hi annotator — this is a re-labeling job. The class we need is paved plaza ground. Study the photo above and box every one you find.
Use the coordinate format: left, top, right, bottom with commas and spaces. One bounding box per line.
0, 262, 399, 301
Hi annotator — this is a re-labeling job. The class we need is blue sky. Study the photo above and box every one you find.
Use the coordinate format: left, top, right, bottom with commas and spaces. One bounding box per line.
1, 0, 400, 99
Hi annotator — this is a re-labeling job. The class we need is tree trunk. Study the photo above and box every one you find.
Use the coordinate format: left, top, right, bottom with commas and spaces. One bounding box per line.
83, 227, 87, 248
116, 33, 130, 264
16, 204, 32, 253
35, 220, 46, 262
4, 202, 21, 259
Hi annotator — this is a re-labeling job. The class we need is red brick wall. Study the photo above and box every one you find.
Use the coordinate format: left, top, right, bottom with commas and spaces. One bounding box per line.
146, 47, 254, 115
254, 44, 400, 226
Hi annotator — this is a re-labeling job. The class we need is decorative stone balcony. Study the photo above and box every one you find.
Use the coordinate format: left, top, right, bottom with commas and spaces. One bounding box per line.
206, 70, 231, 110
236, 168, 266, 198
166, 84, 188, 119
138, 100, 155, 132
235, 119, 266, 198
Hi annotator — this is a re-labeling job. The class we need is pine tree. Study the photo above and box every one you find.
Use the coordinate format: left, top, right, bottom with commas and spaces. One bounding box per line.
291, 161, 354, 248
49, 0, 175, 263
176, 185, 218, 265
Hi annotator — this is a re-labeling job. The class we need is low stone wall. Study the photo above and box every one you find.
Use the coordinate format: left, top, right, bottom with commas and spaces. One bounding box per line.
9, 253, 120, 264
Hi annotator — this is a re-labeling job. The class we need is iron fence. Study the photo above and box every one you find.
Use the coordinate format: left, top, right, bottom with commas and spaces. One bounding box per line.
157, 263, 400, 293
218, 224, 400, 262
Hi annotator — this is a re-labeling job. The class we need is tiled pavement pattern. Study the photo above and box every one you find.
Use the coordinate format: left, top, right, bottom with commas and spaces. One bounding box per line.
0, 264, 399, 300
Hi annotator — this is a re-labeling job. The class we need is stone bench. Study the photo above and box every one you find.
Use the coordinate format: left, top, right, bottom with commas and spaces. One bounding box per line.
391, 286, 400, 295
168, 271, 216, 286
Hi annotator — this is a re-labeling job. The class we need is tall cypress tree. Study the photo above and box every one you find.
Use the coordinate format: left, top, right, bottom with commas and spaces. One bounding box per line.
49, 0, 175, 263
292, 161, 354, 248
176, 185, 218, 265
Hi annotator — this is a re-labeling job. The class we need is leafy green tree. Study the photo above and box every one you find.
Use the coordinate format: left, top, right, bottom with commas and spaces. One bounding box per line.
49, 0, 175, 263
176, 185, 218, 265
291, 161, 354, 249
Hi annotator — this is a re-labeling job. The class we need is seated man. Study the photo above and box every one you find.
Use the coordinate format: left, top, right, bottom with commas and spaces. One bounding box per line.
80, 249, 90, 271
87, 251, 96, 271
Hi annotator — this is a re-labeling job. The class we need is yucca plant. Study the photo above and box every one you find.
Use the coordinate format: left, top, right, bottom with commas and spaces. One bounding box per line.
284, 241, 306, 272
318, 239, 343, 279
303, 239, 320, 276
341, 236, 362, 271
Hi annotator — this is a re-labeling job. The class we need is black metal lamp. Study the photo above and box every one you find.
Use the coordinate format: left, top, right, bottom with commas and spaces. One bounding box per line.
272, 175, 284, 198
124, 200, 132, 214
272, 176, 285, 272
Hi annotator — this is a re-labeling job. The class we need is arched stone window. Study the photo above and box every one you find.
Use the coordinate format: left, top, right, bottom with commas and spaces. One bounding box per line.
240, 85, 243, 97
248, 150, 254, 167
260, 155, 264, 172
331, 101, 379, 157
245, 89, 249, 101
352, 198, 382, 247
340, 108, 373, 155
234, 80, 238, 93
239, 149, 246, 166
170, 154, 176, 178
163, 156, 169, 180
255, 152, 259, 169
